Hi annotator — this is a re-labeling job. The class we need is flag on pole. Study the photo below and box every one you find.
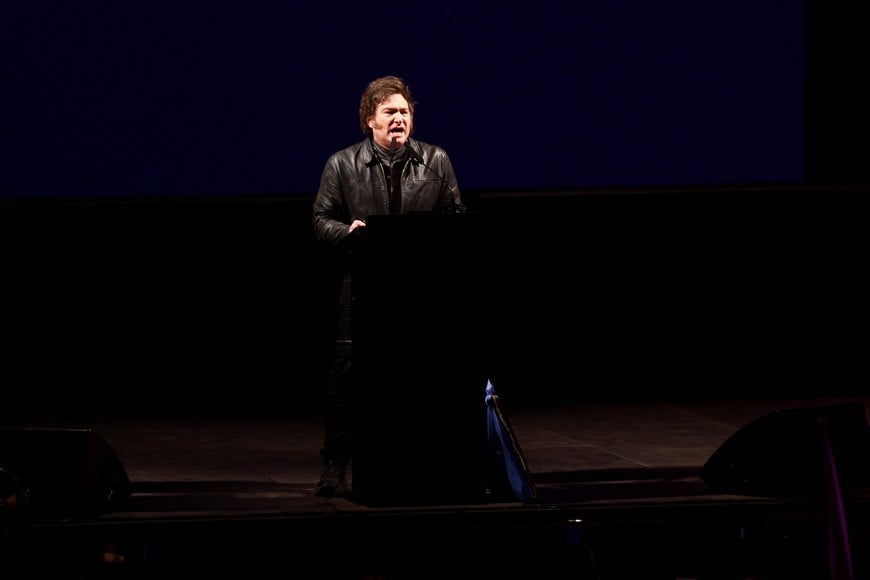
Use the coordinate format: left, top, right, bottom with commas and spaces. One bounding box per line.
485, 379, 537, 503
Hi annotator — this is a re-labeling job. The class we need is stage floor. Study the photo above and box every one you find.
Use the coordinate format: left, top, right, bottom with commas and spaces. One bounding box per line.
2, 392, 869, 579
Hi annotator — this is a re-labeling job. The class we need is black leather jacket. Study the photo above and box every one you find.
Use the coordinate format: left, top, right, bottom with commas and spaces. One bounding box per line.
312, 137, 464, 245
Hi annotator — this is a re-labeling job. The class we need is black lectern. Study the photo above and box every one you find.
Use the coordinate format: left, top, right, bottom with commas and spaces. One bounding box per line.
350, 212, 493, 505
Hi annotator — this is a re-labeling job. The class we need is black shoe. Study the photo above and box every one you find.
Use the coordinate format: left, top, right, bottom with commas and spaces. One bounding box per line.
314, 459, 347, 497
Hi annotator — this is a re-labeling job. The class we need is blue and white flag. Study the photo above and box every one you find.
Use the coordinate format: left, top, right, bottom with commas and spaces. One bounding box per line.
485, 379, 537, 503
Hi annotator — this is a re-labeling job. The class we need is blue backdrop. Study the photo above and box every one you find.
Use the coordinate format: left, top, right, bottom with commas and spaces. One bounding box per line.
6, 1, 804, 200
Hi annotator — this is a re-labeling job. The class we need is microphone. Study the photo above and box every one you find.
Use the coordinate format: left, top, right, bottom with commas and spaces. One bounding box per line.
389, 136, 397, 165
406, 138, 464, 213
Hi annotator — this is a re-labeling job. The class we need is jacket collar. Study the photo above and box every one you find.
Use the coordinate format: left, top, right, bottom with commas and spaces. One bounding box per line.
363, 138, 380, 168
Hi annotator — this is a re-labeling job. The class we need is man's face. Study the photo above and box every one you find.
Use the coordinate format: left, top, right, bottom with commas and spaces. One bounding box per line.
368, 93, 412, 149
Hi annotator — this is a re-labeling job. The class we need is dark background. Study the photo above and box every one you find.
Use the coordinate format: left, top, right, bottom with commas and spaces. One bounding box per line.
7, 0, 808, 199
2, 1, 868, 414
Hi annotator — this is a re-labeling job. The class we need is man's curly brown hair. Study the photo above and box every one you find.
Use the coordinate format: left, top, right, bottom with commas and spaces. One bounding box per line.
359, 76, 416, 136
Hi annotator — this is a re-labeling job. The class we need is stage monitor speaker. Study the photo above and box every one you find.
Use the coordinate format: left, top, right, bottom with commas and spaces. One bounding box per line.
700, 402, 870, 498
0, 426, 131, 518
